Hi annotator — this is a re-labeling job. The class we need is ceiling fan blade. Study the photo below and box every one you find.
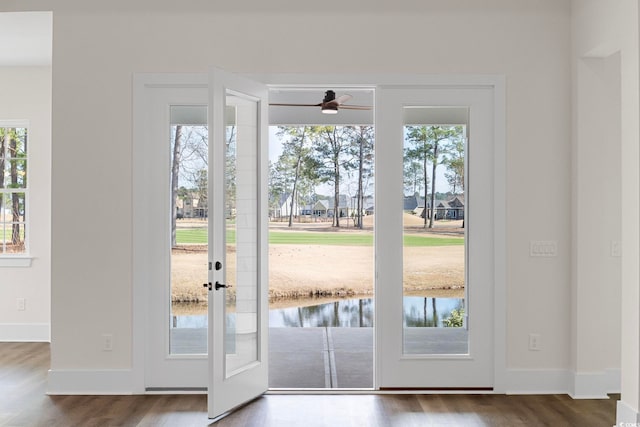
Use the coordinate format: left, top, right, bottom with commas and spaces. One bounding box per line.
269, 103, 322, 107
335, 94, 353, 105
339, 104, 373, 110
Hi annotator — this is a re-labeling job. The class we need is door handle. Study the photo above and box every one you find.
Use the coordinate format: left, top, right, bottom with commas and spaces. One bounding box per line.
215, 281, 230, 291
203, 281, 231, 291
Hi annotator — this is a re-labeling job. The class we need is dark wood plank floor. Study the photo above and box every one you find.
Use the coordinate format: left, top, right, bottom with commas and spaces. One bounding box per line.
0, 342, 618, 426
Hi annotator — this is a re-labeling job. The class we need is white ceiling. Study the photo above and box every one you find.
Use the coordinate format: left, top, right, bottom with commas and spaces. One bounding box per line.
0, 12, 52, 66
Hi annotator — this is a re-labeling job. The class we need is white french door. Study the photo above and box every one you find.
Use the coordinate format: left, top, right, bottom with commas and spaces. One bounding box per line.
136, 74, 497, 398
376, 86, 495, 389
207, 69, 269, 418
136, 70, 269, 408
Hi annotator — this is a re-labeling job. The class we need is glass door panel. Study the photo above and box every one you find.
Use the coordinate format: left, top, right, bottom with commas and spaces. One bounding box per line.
169, 105, 209, 356
401, 113, 468, 356
224, 95, 259, 376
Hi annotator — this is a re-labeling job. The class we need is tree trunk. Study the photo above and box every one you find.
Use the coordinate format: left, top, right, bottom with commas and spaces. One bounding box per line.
429, 142, 439, 228
171, 125, 183, 247
0, 130, 5, 189
432, 297, 437, 326
288, 156, 301, 227
334, 155, 340, 228
422, 153, 428, 228
9, 132, 20, 245
357, 133, 364, 229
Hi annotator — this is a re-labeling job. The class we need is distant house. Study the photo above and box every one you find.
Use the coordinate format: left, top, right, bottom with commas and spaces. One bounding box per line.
270, 193, 299, 219
436, 195, 465, 220
312, 199, 329, 217
176, 193, 207, 219
413, 199, 433, 219
351, 195, 375, 217
327, 194, 350, 218
404, 195, 424, 212
411, 195, 464, 221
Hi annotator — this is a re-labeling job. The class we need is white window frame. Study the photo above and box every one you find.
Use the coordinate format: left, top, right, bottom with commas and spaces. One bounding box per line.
0, 120, 31, 267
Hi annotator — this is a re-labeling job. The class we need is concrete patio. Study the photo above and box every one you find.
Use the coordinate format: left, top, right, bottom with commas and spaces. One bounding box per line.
171, 326, 468, 389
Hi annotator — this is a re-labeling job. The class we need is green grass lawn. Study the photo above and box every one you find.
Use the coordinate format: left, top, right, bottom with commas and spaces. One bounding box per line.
176, 228, 463, 247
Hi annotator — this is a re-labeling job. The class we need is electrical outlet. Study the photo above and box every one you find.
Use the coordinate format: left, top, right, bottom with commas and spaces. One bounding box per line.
102, 334, 113, 352
16, 298, 25, 311
529, 333, 541, 351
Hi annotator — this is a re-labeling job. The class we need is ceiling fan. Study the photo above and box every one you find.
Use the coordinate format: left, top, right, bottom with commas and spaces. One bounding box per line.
269, 90, 373, 114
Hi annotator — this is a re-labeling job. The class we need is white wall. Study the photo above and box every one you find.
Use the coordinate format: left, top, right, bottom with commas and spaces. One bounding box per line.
572, 0, 639, 421
2, 0, 597, 393
0, 66, 51, 341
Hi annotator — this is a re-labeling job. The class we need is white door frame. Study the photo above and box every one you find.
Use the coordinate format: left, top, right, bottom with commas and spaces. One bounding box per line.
132, 73, 210, 393
132, 72, 507, 393
252, 73, 507, 393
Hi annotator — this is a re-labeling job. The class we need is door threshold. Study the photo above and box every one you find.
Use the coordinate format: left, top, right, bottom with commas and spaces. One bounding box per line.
145, 387, 207, 394
268, 388, 494, 395
268, 388, 374, 395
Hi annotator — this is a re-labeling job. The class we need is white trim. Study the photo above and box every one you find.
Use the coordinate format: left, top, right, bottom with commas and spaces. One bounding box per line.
617, 400, 640, 424
0, 322, 49, 341
47, 369, 136, 395
250, 72, 506, 391
132, 73, 209, 393
570, 369, 621, 399
132, 72, 507, 393
492, 76, 508, 394
0, 256, 32, 267
504, 369, 571, 394
569, 369, 620, 399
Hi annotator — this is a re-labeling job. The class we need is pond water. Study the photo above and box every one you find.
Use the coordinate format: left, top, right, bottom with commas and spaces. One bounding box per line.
269, 297, 464, 327
173, 297, 464, 329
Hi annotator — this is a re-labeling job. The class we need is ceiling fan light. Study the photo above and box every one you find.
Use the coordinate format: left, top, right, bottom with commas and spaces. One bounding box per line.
322, 105, 338, 114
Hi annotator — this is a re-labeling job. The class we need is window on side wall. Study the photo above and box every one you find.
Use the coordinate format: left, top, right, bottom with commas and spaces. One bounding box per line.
0, 123, 28, 258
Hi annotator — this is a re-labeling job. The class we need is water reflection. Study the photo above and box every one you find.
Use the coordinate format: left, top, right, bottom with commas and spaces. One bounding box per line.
403, 297, 464, 327
172, 297, 465, 329
268, 297, 465, 328
269, 298, 374, 327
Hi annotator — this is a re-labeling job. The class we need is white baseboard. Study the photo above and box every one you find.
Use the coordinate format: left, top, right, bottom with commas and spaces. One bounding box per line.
504, 369, 570, 394
0, 323, 50, 342
504, 368, 620, 398
617, 400, 640, 424
570, 369, 620, 399
47, 369, 136, 395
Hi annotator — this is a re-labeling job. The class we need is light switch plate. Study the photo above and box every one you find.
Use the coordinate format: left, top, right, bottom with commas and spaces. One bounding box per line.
530, 241, 557, 257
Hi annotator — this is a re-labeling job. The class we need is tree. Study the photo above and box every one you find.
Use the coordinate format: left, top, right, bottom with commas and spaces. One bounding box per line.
312, 126, 355, 227
0, 128, 27, 248
225, 125, 236, 219
445, 135, 465, 194
170, 125, 183, 247
9, 129, 24, 245
404, 127, 432, 228
170, 124, 209, 246
404, 159, 427, 197
275, 126, 319, 227
350, 126, 374, 229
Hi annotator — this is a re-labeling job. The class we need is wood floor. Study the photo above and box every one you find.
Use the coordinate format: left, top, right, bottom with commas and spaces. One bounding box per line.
1, 342, 618, 426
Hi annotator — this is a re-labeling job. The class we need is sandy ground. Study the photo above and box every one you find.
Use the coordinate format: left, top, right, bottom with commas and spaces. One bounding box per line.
171, 214, 465, 304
